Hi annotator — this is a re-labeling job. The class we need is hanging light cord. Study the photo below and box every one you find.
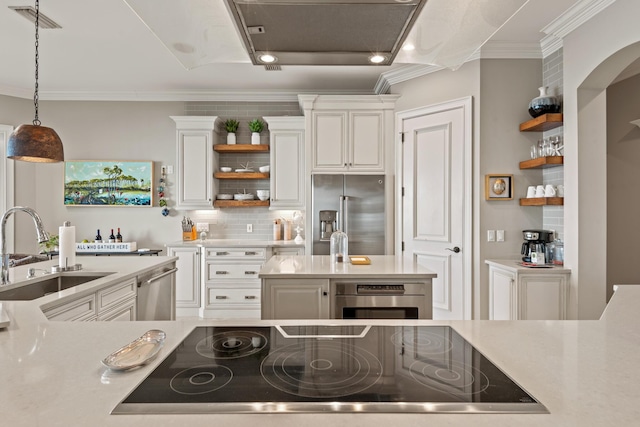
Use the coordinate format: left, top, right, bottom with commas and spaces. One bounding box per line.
33, 0, 41, 126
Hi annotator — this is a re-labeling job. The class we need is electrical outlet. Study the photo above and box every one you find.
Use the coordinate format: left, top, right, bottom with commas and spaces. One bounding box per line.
496, 230, 505, 242
246, 224, 253, 233
487, 230, 495, 242
196, 223, 209, 232
167, 165, 174, 174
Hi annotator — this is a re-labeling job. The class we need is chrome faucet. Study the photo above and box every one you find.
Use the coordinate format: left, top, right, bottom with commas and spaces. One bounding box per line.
1, 206, 50, 285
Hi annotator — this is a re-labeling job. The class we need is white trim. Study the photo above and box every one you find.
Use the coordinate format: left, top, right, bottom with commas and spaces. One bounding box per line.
0, 125, 15, 253
395, 96, 473, 320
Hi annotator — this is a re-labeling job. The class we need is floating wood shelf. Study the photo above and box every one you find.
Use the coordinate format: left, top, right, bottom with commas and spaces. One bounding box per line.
519, 114, 563, 132
214, 144, 269, 153
519, 197, 564, 206
214, 172, 269, 180
214, 200, 270, 208
519, 156, 564, 169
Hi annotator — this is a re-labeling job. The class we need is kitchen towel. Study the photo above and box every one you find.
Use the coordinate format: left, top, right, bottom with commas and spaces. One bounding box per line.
58, 221, 76, 268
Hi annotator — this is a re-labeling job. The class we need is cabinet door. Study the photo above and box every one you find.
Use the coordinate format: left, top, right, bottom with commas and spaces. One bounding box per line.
270, 130, 305, 209
167, 246, 201, 309
98, 298, 136, 321
519, 274, 568, 320
43, 294, 97, 321
312, 112, 347, 171
489, 267, 516, 320
349, 111, 384, 171
262, 279, 329, 319
176, 131, 213, 209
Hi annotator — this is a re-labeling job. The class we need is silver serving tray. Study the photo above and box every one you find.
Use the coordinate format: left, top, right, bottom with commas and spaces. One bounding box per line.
102, 330, 166, 371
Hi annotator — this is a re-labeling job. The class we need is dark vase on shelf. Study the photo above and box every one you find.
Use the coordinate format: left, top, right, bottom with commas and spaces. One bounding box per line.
528, 86, 561, 118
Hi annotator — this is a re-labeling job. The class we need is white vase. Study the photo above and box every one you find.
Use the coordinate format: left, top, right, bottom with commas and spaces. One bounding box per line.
251, 132, 260, 145
227, 133, 236, 145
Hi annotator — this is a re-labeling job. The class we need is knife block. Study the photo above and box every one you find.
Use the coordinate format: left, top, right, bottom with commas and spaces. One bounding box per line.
182, 228, 196, 241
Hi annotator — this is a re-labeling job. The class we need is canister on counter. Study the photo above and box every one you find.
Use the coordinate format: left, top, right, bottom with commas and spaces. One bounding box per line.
273, 220, 281, 240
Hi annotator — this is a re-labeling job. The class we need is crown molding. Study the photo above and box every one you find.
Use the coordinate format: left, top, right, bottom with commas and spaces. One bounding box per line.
540, 0, 616, 57
374, 64, 445, 94
478, 41, 542, 59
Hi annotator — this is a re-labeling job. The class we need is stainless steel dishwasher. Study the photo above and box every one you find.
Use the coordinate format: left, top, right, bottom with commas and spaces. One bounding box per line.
137, 265, 177, 320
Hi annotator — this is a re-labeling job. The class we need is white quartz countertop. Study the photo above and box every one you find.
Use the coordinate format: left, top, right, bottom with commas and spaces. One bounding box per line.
485, 259, 572, 274
2, 272, 640, 425
167, 239, 305, 248
259, 255, 438, 279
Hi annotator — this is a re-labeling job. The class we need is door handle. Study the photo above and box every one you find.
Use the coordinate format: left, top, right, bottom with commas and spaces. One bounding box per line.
446, 247, 461, 253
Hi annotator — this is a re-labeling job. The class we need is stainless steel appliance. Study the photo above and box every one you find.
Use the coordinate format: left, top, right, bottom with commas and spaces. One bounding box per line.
521, 229, 554, 263
312, 174, 385, 255
112, 325, 547, 414
334, 282, 431, 319
136, 265, 177, 320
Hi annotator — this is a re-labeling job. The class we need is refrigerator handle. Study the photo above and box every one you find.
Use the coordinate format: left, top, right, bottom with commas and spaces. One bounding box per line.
343, 196, 350, 235
338, 195, 344, 232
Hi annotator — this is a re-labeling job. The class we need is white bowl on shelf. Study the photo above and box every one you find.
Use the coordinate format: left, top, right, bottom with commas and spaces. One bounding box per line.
216, 194, 233, 200
256, 190, 270, 201
219, 167, 232, 173
259, 165, 270, 173
234, 193, 254, 201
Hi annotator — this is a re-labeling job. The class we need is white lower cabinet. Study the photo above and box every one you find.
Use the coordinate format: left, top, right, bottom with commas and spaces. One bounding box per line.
43, 277, 137, 322
167, 246, 201, 317
487, 261, 570, 320
202, 247, 266, 319
262, 278, 330, 320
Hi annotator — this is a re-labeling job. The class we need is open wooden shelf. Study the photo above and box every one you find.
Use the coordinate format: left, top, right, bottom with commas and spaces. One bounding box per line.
214, 144, 269, 153
519, 156, 564, 169
214, 200, 270, 208
214, 172, 269, 179
519, 197, 564, 206
519, 113, 563, 132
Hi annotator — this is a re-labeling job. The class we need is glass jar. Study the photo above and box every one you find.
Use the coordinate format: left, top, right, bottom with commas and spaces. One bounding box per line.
330, 230, 349, 263
553, 239, 564, 265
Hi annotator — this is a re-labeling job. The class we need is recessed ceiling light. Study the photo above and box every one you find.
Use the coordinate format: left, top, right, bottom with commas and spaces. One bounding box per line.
258, 54, 277, 63
402, 43, 415, 51
369, 55, 387, 64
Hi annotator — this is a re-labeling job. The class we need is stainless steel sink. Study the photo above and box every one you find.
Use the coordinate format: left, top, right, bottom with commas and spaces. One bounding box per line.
0, 274, 110, 301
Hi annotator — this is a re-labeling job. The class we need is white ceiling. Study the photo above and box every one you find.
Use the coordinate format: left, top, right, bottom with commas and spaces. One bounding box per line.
0, 0, 581, 101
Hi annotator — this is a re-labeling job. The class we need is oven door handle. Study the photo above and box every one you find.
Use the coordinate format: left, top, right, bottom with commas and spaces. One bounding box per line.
275, 325, 372, 339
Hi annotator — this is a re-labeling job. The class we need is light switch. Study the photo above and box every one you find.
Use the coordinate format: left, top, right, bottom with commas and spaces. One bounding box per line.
496, 230, 505, 242
487, 230, 495, 242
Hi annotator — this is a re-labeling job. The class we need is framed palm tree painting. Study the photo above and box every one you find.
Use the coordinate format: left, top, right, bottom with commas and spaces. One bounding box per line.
64, 161, 153, 206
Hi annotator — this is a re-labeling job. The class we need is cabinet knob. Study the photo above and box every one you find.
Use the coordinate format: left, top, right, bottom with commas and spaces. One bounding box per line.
244, 295, 257, 300
323, 291, 328, 296
215, 295, 228, 300
446, 246, 461, 253
245, 251, 257, 255
216, 251, 229, 256
245, 271, 258, 275
216, 271, 229, 275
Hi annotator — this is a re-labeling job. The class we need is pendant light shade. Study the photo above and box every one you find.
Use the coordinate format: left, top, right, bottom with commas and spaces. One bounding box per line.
7, 0, 64, 163
7, 124, 64, 162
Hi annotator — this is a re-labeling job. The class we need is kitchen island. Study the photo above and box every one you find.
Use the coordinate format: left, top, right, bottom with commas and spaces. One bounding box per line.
259, 255, 437, 319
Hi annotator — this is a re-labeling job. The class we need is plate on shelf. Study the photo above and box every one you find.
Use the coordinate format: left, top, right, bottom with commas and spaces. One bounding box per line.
101, 330, 166, 371
234, 193, 254, 200
235, 169, 254, 173
216, 194, 233, 200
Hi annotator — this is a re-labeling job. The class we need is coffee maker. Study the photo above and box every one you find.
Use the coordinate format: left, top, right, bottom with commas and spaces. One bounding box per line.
521, 229, 554, 263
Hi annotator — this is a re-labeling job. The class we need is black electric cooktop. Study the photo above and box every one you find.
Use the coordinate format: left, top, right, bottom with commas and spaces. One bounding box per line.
113, 325, 547, 414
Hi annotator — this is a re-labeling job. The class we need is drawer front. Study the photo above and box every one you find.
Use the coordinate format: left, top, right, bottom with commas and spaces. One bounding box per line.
271, 247, 304, 256
205, 248, 266, 260
205, 287, 261, 307
97, 279, 137, 312
206, 263, 262, 281
44, 294, 97, 321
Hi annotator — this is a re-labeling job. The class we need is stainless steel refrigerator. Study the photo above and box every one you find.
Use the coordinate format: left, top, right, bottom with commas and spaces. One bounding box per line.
311, 174, 386, 255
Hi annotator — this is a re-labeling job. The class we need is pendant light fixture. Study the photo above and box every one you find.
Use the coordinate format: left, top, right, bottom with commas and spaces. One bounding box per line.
7, 0, 64, 163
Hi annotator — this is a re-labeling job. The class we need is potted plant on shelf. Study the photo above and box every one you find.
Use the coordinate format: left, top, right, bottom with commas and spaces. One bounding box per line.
248, 118, 265, 145
225, 119, 239, 145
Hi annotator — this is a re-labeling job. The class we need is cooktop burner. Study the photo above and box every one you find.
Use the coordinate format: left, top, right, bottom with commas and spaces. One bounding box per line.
113, 325, 547, 414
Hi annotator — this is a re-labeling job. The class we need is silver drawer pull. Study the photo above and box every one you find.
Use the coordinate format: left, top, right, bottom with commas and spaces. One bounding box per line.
245, 251, 258, 256
244, 295, 257, 300
216, 251, 229, 256
216, 271, 229, 275
216, 295, 229, 300
244, 271, 258, 275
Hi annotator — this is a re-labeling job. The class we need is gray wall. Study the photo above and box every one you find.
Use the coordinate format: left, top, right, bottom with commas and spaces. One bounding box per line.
606, 72, 640, 300
0, 96, 305, 253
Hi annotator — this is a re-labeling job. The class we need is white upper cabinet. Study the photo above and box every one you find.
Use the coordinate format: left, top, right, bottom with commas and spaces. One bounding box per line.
171, 116, 219, 210
299, 95, 399, 173
263, 116, 305, 209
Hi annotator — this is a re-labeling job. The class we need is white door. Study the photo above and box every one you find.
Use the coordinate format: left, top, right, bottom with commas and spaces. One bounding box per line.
398, 97, 472, 320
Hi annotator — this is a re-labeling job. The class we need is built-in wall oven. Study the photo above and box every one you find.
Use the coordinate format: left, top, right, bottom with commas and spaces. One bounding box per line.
333, 282, 432, 319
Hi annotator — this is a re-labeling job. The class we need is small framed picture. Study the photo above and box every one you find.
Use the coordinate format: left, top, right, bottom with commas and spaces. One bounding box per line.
485, 174, 513, 200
